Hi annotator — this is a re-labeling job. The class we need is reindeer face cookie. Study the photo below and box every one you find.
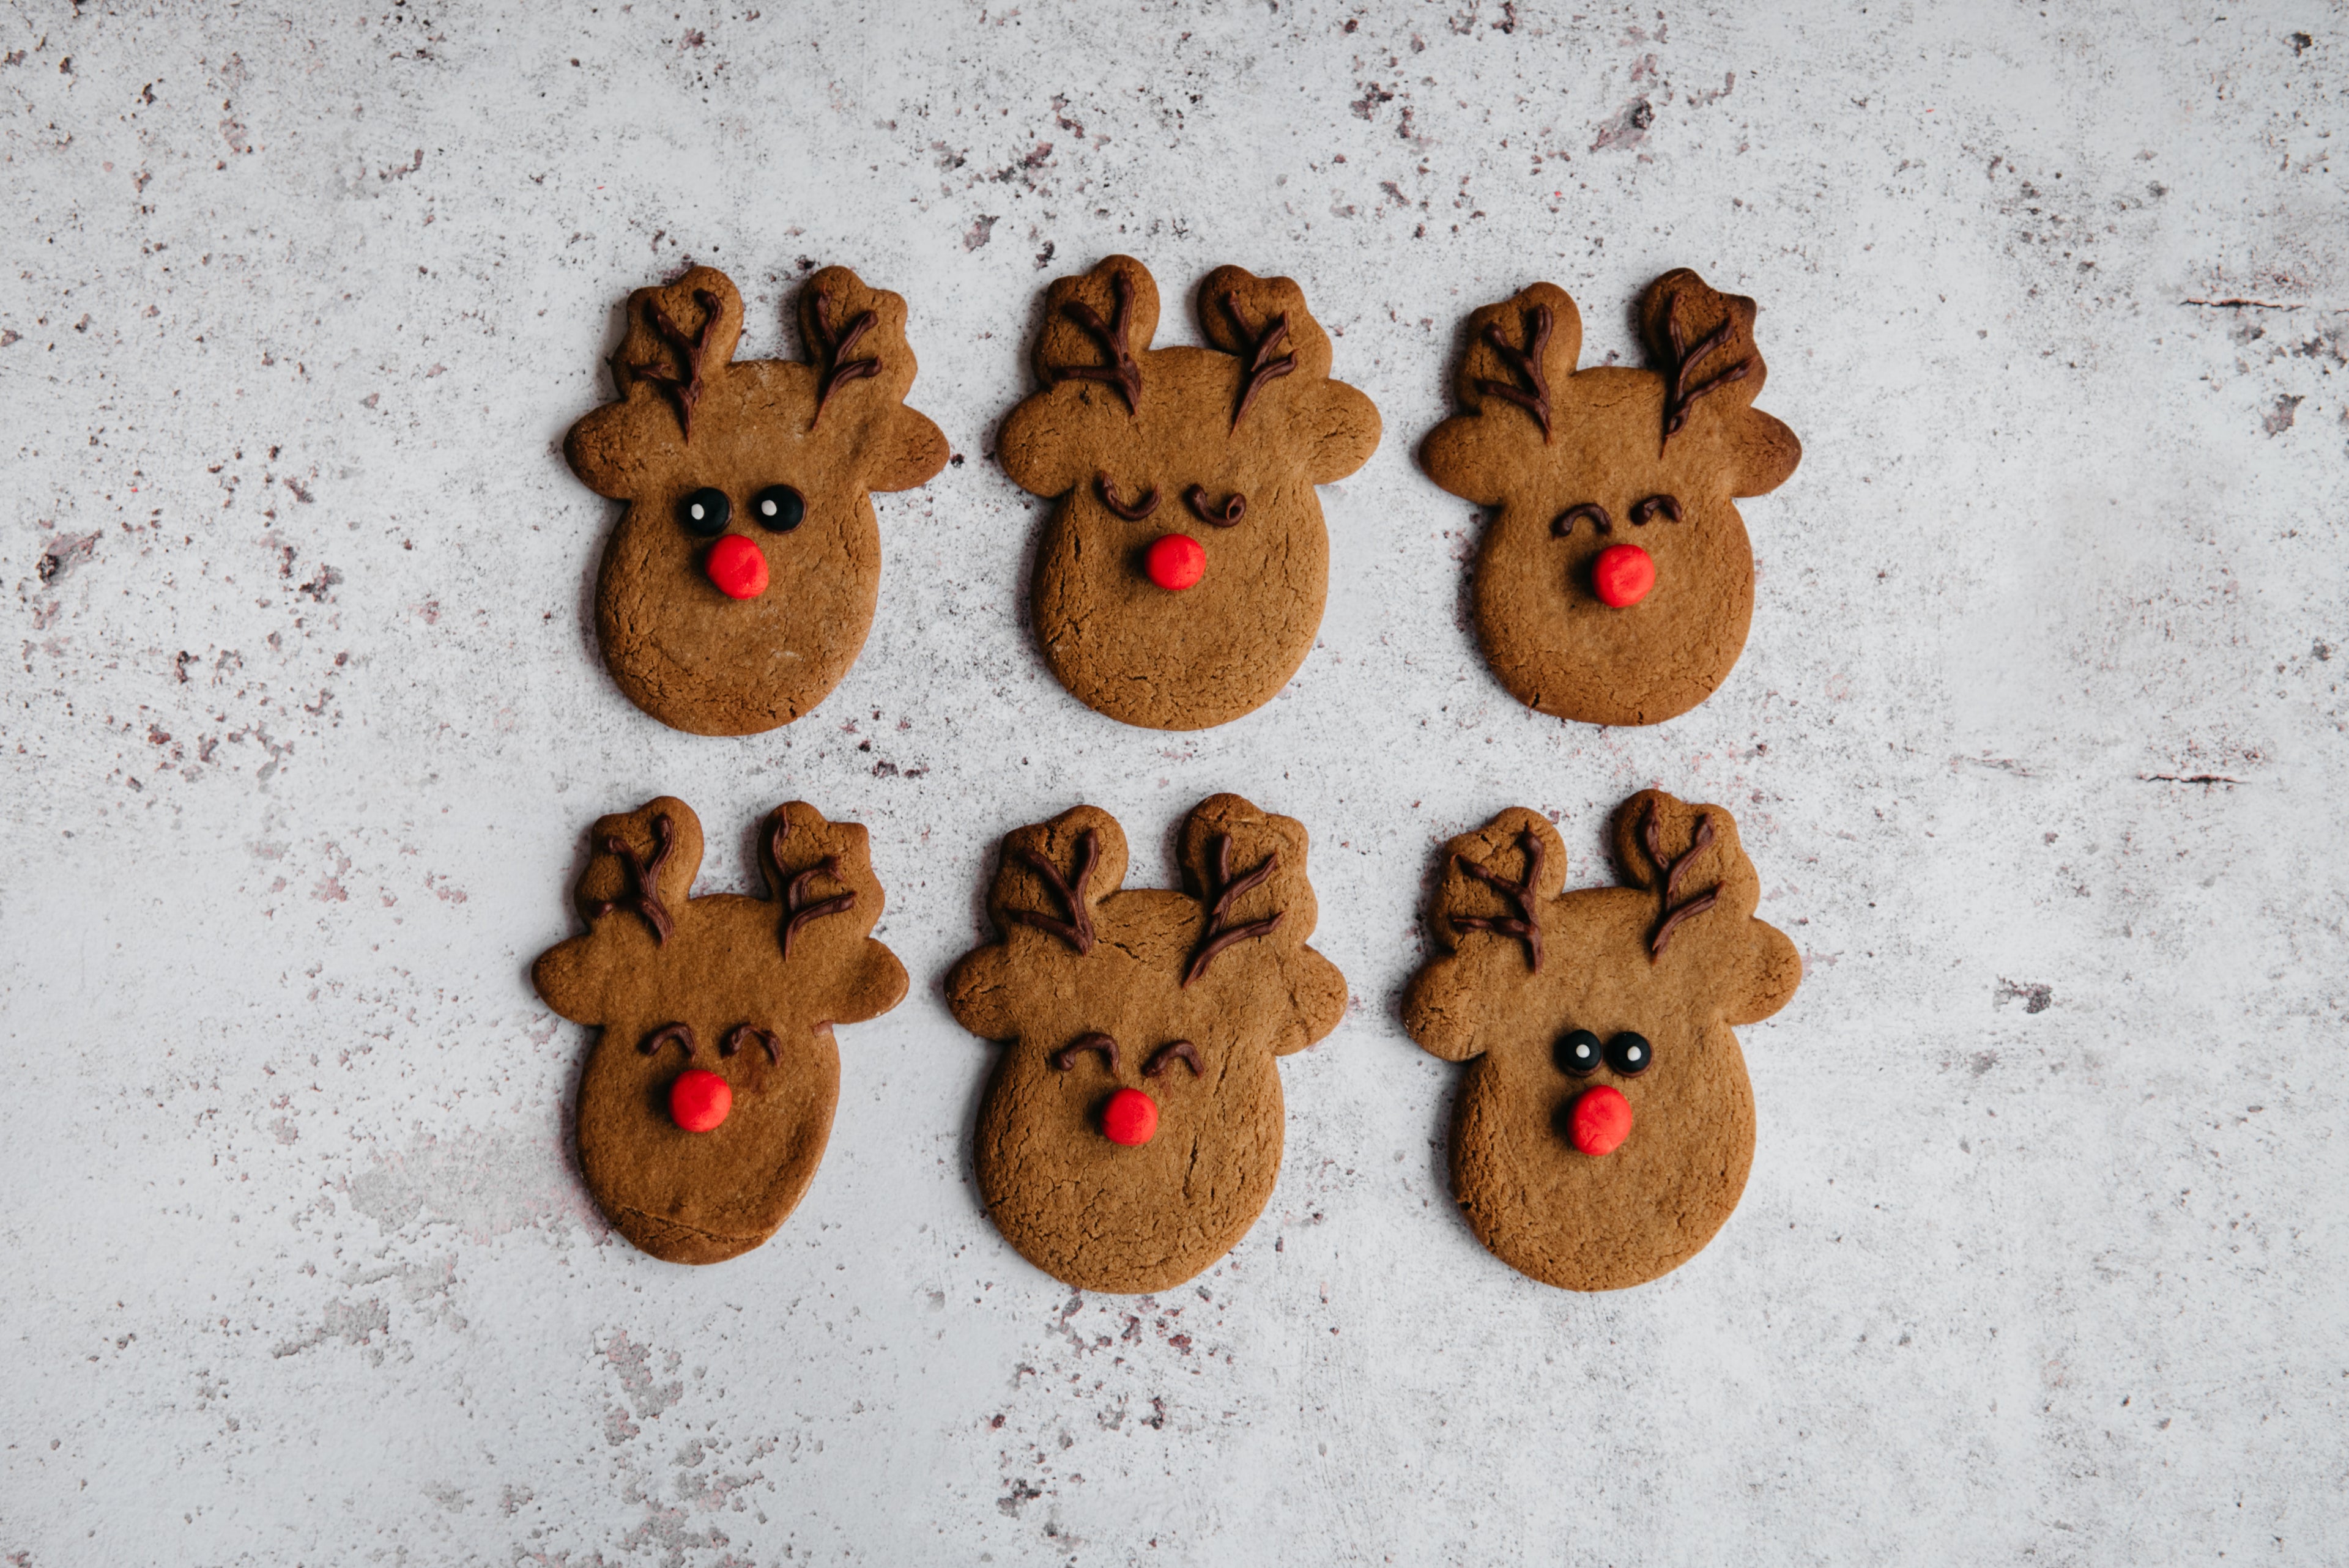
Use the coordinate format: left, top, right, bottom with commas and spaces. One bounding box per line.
565, 265, 948, 736
1420, 272, 1802, 727
532, 797, 908, 1264
946, 795, 1348, 1292
1403, 792, 1801, 1290
998, 257, 1381, 730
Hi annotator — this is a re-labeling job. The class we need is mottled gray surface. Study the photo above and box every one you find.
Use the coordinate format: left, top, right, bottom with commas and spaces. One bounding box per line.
4, 2, 2345, 1562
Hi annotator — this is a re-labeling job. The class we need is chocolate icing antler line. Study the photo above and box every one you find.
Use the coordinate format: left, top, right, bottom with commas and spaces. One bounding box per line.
767, 818, 858, 960
590, 813, 677, 945
1450, 829, 1544, 974
1475, 303, 1553, 442
1553, 503, 1612, 539
1048, 273, 1143, 414
1641, 802, 1720, 961
721, 1023, 782, 1065
1094, 473, 1160, 521
1182, 835, 1283, 987
631, 289, 723, 442
809, 287, 882, 429
1051, 1032, 1120, 1073
1184, 486, 1247, 527
1223, 293, 1297, 430
1658, 290, 1753, 453
1005, 829, 1098, 956
1144, 1039, 1202, 1079
639, 1022, 696, 1058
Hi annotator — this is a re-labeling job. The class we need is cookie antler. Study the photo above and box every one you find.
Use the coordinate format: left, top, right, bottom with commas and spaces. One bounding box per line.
1450, 829, 1543, 974
1047, 272, 1144, 414
768, 817, 857, 960
1641, 802, 1720, 960
631, 289, 724, 442
808, 285, 881, 428
1475, 303, 1553, 442
1182, 835, 1283, 986
590, 813, 677, 945
1006, 829, 1098, 955
1657, 288, 1754, 453
1223, 292, 1297, 429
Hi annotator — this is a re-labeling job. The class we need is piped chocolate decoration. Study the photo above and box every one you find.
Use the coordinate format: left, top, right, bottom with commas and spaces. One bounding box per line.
1095, 473, 1160, 521
1144, 1038, 1202, 1079
720, 1023, 782, 1065
1052, 1031, 1120, 1073
1184, 486, 1247, 527
1657, 290, 1753, 453
590, 813, 677, 945
1182, 835, 1283, 987
1630, 494, 1682, 525
808, 287, 881, 429
1475, 303, 1553, 442
1223, 293, 1297, 429
1641, 803, 1720, 961
1553, 503, 1612, 538
639, 1022, 696, 1059
767, 817, 858, 960
631, 289, 723, 442
1450, 829, 1544, 974
1006, 829, 1098, 956
1048, 272, 1143, 414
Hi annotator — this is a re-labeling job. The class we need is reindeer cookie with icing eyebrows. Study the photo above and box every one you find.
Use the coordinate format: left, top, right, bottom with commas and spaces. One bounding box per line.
946, 794, 1348, 1292
997, 256, 1382, 730
565, 265, 948, 736
532, 797, 907, 1265
1404, 791, 1802, 1290
1421, 271, 1802, 726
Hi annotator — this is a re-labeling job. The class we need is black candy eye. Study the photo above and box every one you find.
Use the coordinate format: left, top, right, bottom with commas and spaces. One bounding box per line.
1605, 1032, 1653, 1076
678, 487, 731, 538
751, 485, 806, 532
1557, 1029, 1603, 1076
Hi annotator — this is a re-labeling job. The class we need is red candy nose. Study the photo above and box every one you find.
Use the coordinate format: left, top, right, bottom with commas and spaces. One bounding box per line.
706, 534, 769, 599
1568, 1084, 1632, 1157
1143, 533, 1206, 591
670, 1068, 732, 1133
1100, 1087, 1159, 1147
1592, 543, 1655, 608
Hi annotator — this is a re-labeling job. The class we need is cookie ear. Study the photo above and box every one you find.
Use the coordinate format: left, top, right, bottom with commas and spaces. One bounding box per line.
864, 405, 951, 493
1299, 379, 1381, 484
1729, 918, 1802, 1026
531, 934, 609, 1027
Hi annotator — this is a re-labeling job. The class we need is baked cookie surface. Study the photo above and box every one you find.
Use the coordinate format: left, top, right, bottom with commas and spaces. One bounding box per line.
565, 265, 948, 736
998, 256, 1381, 730
1420, 272, 1801, 726
946, 794, 1348, 1292
1403, 791, 1801, 1290
532, 797, 908, 1264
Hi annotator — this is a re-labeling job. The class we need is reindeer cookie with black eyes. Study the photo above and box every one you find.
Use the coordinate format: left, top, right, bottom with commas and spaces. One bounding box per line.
998, 256, 1381, 730
946, 794, 1348, 1292
532, 797, 907, 1264
564, 265, 948, 736
1403, 791, 1802, 1290
1421, 271, 1802, 726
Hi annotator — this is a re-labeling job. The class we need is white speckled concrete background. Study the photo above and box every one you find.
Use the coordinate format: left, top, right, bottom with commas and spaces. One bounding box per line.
4, 1, 2345, 1561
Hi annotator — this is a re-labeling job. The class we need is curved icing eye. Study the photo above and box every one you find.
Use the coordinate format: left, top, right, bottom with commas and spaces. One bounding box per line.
1630, 494, 1682, 525
751, 484, 806, 532
1557, 1029, 1603, 1076
678, 487, 731, 538
1605, 1032, 1653, 1076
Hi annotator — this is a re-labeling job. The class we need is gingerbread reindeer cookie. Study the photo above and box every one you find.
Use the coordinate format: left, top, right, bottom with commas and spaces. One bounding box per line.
998, 256, 1381, 730
565, 265, 948, 736
1403, 791, 1801, 1290
532, 797, 907, 1263
1420, 271, 1801, 725
946, 795, 1348, 1292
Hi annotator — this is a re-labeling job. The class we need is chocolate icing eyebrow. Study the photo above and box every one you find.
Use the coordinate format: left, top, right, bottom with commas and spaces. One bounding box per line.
1450, 828, 1543, 974
1641, 803, 1720, 960
1006, 829, 1098, 956
1095, 473, 1160, 520
1182, 834, 1283, 987
590, 813, 677, 945
1475, 303, 1553, 442
631, 289, 722, 441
